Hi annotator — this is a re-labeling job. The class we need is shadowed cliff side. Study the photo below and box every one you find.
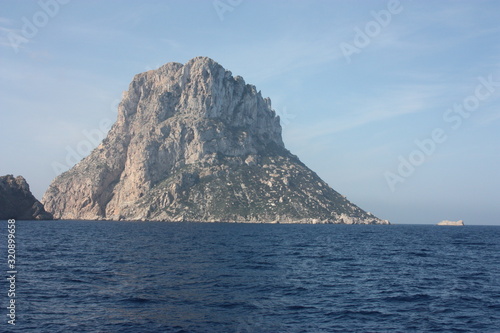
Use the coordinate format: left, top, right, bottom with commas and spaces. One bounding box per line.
0, 175, 53, 220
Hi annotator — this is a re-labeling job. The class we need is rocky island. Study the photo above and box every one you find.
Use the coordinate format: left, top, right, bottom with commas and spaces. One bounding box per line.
42, 57, 389, 224
437, 220, 464, 226
0, 175, 53, 220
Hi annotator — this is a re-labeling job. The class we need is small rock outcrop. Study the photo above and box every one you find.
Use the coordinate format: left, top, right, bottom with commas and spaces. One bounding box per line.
437, 220, 464, 226
0, 175, 53, 220
42, 57, 389, 224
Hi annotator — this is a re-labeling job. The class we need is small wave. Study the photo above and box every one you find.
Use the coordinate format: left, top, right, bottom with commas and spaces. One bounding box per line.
63, 277, 87, 283
217, 302, 245, 309
326, 309, 388, 320
120, 297, 151, 303
285, 305, 316, 311
451, 242, 489, 246
326, 257, 356, 262
383, 294, 434, 302
408, 251, 430, 257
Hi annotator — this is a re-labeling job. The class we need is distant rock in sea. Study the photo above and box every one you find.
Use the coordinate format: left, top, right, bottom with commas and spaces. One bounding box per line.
0, 175, 53, 220
437, 220, 464, 226
42, 56, 389, 224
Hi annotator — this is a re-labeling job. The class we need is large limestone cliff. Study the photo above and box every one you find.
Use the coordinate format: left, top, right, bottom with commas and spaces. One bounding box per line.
42, 57, 388, 224
0, 175, 53, 220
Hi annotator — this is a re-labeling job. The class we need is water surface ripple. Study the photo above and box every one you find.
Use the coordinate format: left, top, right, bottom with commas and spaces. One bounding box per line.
2, 221, 499, 332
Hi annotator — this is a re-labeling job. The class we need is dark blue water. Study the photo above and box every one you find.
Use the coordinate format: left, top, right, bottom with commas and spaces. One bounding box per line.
1, 221, 500, 332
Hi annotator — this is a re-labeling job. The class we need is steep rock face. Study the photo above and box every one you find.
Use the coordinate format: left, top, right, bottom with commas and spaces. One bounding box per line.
0, 175, 53, 220
42, 57, 388, 224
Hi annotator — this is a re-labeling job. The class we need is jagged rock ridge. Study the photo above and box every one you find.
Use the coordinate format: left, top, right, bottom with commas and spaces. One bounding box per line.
42, 57, 389, 224
0, 175, 53, 220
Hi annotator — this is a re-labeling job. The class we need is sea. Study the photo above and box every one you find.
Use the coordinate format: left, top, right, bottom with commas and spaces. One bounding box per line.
1, 220, 499, 333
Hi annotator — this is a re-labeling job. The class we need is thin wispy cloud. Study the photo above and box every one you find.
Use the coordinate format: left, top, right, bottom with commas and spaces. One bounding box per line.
0, 17, 14, 25
363, 3, 500, 56
214, 35, 353, 85
0, 26, 21, 49
478, 108, 500, 126
160, 38, 181, 50
285, 85, 445, 144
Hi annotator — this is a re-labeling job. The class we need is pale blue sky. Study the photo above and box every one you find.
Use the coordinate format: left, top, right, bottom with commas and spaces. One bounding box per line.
1, 0, 499, 224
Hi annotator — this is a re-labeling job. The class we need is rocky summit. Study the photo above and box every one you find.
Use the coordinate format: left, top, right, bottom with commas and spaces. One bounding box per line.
42, 57, 389, 224
0, 175, 53, 220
